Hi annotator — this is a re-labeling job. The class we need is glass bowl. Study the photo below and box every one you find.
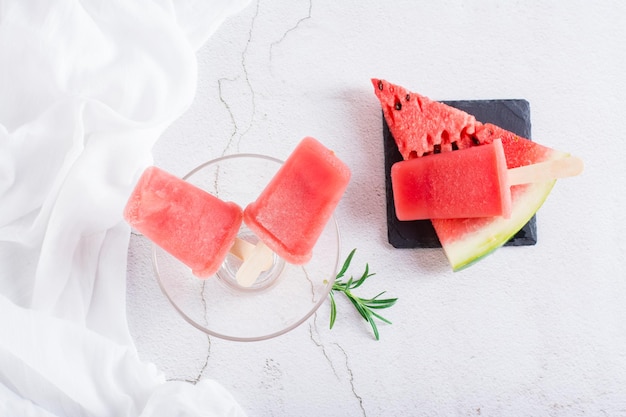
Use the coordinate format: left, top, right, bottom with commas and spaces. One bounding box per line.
152, 154, 340, 342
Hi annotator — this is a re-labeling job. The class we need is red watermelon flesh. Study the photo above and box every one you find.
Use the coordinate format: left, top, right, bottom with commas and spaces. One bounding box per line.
372, 79, 569, 270
372, 79, 481, 159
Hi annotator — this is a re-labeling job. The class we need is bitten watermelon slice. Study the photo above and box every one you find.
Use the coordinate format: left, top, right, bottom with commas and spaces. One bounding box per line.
372, 78, 569, 270
372, 79, 481, 159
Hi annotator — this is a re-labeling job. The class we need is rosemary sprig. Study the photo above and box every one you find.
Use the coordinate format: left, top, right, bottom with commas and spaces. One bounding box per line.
328, 249, 397, 340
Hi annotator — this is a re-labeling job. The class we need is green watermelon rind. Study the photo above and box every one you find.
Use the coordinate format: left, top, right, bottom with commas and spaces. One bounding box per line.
438, 180, 557, 271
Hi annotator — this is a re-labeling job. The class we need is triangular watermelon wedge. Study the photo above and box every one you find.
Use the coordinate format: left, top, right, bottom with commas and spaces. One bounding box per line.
372, 78, 569, 270
372, 79, 481, 159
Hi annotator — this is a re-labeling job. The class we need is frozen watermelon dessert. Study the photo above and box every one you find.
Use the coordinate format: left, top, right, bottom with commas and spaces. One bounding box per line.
391, 138, 582, 221
372, 78, 580, 270
124, 166, 243, 278
392, 139, 512, 220
244, 137, 351, 265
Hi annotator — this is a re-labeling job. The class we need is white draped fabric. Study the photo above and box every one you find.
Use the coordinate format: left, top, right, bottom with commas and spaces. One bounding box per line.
0, 1, 249, 415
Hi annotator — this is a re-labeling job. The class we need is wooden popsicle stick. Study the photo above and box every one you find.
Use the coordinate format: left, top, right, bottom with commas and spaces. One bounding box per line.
507, 156, 584, 186
230, 237, 273, 271
235, 240, 274, 288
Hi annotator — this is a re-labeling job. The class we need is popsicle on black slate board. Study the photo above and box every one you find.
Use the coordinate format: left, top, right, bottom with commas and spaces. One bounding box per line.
384, 99, 538, 249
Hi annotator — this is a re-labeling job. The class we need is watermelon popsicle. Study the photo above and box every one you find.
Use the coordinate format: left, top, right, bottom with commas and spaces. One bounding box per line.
243, 137, 351, 265
124, 166, 243, 278
391, 139, 583, 221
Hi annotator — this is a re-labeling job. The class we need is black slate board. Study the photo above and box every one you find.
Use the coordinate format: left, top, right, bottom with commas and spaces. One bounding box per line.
384, 99, 538, 249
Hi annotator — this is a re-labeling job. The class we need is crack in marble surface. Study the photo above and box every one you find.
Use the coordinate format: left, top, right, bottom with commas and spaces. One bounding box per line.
308, 313, 340, 380
269, 0, 312, 63
192, 281, 213, 383
308, 313, 368, 417
170, 283, 212, 385
215, 0, 260, 155
217, 76, 240, 155
335, 342, 367, 417
237, 0, 259, 145
179, 334, 211, 385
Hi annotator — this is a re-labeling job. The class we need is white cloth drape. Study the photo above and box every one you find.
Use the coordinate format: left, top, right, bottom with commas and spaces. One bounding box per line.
0, 1, 250, 415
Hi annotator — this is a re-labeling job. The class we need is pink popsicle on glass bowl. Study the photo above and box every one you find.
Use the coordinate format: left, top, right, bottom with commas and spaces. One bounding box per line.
123, 166, 242, 278
126, 139, 348, 342
244, 136, 351, 265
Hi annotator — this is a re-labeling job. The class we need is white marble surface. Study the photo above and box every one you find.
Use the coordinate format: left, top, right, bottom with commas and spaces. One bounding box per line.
126, 1, 626, 416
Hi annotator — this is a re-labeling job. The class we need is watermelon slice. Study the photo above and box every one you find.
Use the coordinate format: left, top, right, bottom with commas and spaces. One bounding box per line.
372, 79, 481, 159
372, 78, 569, 270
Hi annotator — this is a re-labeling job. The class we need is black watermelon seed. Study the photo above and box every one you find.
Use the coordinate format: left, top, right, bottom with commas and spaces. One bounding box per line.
394, 101, 402, 110
405, 94, 410, 101
451, 141, 459, 151
433, 144, 441, 154
471, 136, 480, 146
378, 80, 384, 90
